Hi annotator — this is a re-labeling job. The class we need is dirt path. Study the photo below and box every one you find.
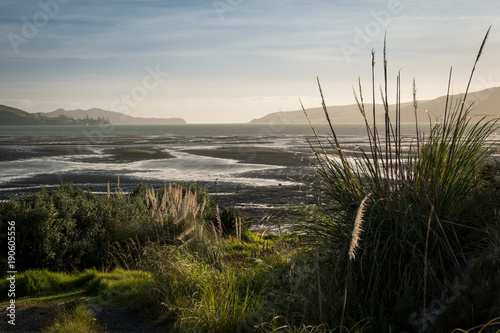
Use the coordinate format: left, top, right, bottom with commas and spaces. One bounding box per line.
0, 302, 169, 333
89, 304, 168, 333
0, 302, 63, 332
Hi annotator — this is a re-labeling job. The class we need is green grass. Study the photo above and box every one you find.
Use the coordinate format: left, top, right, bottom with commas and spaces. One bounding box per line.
84, 269, 156, 307
0, 268, 154, 308
178, 269, 262, 332
0, 269, 98, 300
138, 244, 262, 332
100, 231, 315, 332
43, 300, 101, 333
0, 269, 156, 332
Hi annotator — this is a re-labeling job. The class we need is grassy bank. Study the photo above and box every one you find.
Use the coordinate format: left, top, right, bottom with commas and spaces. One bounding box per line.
0, 173, 498, 332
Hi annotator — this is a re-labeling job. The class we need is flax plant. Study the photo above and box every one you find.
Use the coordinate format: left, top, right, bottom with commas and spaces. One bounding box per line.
302, 28, 499, 328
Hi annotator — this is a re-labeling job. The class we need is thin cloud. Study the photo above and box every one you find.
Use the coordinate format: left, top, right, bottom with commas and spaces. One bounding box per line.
0, 0, 498, 122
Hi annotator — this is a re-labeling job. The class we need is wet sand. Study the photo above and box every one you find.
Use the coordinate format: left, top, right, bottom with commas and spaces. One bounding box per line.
183, 147, 310, 166
103, 147, 174, 161
0, 145, 317, 226
0, 145, 96, 161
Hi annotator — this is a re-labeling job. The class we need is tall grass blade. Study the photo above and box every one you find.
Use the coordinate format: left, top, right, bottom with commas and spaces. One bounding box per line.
451, 26, 491, 157
304, 27, 498, 331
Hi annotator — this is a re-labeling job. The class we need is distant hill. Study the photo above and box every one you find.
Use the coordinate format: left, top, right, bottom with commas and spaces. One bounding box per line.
43, 108, 186, 125
0, 105, 109, 126
249, 86, 500, 124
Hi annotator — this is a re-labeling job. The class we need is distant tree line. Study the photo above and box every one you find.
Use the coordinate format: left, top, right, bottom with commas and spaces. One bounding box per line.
0, 109, 111, 125
49, 114, 111, 125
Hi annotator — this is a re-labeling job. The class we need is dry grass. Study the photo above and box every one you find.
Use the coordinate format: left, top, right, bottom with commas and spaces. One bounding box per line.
340, 194, 370, 333
146, 183, 206, 227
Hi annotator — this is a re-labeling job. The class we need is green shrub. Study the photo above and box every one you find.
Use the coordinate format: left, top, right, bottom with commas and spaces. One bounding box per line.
0, 185, 116, 270
0, 182, 220, 271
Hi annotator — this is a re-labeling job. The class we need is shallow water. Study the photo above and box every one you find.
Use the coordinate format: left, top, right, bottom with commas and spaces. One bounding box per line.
2, 123, 496, 226
0, 123, 377, 196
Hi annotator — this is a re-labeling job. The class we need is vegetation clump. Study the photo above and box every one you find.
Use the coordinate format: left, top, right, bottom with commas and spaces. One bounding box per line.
0, 182, 218, 272
299, 29, 500, 331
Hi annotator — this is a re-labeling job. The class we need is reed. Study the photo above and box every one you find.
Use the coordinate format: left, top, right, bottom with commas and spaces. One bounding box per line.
301, 28, 499, 329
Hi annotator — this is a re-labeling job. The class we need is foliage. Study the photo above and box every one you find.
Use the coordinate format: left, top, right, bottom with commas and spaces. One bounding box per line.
433, 255, 500, 331
299, 30, 499, 331
0, 182, 224, 272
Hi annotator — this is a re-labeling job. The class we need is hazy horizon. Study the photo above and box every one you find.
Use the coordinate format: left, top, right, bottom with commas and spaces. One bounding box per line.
1, 0, 499, 123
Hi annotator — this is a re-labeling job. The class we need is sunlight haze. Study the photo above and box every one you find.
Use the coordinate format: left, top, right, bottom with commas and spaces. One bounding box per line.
1, 0, 499, 123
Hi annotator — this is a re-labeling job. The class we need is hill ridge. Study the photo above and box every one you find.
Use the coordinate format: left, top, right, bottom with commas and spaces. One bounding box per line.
249, 86, 500, 124
43, 107, 186, 125
0, 105, 109, 125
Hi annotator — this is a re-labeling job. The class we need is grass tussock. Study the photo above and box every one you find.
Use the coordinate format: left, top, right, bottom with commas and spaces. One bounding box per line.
44, 300, 101, 333
146, 183, 207, 227
300, 28, 499, 331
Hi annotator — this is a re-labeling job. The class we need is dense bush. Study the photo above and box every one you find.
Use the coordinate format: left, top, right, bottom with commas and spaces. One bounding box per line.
1, 185, 108, 270
0, 182, 221, 272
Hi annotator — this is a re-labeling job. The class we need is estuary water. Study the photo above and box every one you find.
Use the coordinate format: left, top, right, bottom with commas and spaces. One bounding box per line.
0, 123, 429, 225
1, 122, 497, 228
0, 123, 377, 194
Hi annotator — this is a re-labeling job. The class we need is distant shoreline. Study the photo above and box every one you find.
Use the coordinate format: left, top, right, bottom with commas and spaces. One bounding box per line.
0, 104, 186, 126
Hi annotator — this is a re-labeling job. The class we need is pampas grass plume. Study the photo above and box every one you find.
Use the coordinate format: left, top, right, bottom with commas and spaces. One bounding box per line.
341, 193, 371, 333
348, 194, 370, 261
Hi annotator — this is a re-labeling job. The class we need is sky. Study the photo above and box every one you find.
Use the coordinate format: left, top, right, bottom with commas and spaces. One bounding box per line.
0, 0, 499, 123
